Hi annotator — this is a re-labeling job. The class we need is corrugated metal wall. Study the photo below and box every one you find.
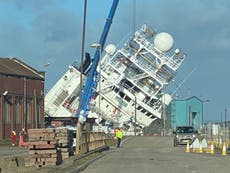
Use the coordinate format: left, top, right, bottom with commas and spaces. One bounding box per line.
0, 76, 44, 139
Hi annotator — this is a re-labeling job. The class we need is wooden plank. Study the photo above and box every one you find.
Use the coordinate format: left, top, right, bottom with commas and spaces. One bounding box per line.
28, 128, 55, 134
29, 143, 56, 149
29, 141, 56, 145
29, 149, 56, 155
29, 153, 57, 158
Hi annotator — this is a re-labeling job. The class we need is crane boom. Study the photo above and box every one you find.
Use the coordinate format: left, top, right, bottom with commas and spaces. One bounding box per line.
76, 0, 119, 121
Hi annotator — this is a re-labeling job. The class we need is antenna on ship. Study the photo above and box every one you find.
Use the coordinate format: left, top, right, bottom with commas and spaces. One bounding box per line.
133, 0, 136, 34
172, 67, 196, 97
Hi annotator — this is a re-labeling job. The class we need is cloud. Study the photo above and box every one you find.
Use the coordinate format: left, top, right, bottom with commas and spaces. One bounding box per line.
7, 0, 57, 11
33, 10, 81, 42
1, 0, 230, 120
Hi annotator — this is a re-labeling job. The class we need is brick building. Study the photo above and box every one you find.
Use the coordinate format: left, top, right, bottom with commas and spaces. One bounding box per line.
0, 58, 45, 139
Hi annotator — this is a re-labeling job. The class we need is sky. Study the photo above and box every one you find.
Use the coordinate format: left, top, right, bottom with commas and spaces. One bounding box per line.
0, 0, 230, 122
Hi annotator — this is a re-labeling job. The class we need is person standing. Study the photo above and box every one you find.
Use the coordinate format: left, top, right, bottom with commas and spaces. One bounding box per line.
11, 130, 16, 146
116, 128, 123, 148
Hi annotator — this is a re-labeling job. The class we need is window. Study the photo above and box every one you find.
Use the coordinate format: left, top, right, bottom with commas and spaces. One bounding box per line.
141, 108, 147, 113
124, 96, 131, 102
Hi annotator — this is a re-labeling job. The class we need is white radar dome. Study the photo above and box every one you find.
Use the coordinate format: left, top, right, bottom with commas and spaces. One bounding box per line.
105, 44, 116, 56
154, 32, 174, 52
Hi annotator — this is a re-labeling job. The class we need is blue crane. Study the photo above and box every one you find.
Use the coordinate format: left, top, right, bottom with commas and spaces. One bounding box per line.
76, 0, 119, 121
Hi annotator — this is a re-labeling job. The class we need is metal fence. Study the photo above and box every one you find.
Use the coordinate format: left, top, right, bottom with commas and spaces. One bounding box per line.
203, 121, 230, 147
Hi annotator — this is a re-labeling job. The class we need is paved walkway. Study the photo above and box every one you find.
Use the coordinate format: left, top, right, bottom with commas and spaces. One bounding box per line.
80, 136, 230, 173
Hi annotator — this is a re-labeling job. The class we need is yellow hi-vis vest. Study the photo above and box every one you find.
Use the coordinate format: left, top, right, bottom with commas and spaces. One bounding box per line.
116, 130, 123, 139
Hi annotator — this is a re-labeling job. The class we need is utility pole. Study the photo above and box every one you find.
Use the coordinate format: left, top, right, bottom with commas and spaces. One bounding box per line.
225, 108, 227, 142
76, 0, 87, 155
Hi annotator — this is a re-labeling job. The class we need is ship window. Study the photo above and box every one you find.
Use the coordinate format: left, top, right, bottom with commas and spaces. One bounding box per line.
141, 108, 147, 113
137, 106, 142, 110
124, 96, 131, 102
114, 87, 119, 93
102, 79, 105, 82
106, 105, 109, 108
68, 96, 76, 105
119, 92, 125, 98
146, 112, 151, 117
129, 40, 140, 50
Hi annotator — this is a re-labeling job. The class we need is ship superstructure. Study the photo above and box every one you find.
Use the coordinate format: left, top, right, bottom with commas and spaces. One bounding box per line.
44, 24, 185, 132
91, 24, 185, 128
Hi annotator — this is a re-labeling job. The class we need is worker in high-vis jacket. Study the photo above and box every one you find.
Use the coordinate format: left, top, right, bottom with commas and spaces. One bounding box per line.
116, 128, 123, 147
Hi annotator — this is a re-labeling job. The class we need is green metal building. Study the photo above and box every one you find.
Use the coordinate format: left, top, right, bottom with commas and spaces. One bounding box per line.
166, 96, 203, 130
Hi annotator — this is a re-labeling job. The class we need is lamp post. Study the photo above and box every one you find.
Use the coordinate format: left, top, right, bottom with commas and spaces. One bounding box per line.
90, 43, 102, 116
118, 83, 137, 136
159, 87, 166, 136
162, 94, 166, 136
224, 108, 227, 143
134, 94, 137, 136
201, 99, 210, 131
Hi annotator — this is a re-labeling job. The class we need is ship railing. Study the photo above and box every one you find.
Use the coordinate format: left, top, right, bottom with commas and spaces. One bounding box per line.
134, 29, 184, 73
166, 58, 181, 70
110, 60, 126, 73
132, 55, 167, 84
143, 40, 183, 71
128, 72, 148, 80
135, 81, 156, 96
147, 100, 162, 112
138, 100, 162, 119
120, 48, 131, 57
134, 56, 154, 74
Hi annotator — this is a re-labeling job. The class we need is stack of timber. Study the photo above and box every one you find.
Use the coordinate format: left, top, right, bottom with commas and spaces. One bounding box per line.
26, 128, 57, 167
25, 128, 74, 167
56, 128, 74, 162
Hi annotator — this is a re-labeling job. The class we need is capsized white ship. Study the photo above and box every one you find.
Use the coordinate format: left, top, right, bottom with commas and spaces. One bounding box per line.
45, 24, 185, 131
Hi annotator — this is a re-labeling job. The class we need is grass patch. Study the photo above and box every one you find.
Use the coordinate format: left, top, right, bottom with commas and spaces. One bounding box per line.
0, 139, 11, 145
45, 152, 103, 173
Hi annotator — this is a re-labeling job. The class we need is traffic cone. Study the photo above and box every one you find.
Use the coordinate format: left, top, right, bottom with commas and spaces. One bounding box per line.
199, 142, 203, 153
186, 141, 190, 153
210, 141, 214, 154
222, 142, 227, 156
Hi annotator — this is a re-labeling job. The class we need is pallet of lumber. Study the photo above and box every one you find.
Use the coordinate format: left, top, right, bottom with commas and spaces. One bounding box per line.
25, 127, 74, 167
26, 128, 57, 167
28, 128, 55, 141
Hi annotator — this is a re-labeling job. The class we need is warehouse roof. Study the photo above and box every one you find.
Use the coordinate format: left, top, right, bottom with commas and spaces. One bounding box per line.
0, 57, 45, 80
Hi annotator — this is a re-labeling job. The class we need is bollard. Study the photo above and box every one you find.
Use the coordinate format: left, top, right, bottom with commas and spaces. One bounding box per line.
186, 141, 190, 153
210, 141, 214, 154
199, 142, 203, 153
222, 142, 227, 156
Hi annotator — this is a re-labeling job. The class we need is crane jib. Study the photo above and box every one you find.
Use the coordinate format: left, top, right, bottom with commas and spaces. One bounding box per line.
76, 0, 119, 120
